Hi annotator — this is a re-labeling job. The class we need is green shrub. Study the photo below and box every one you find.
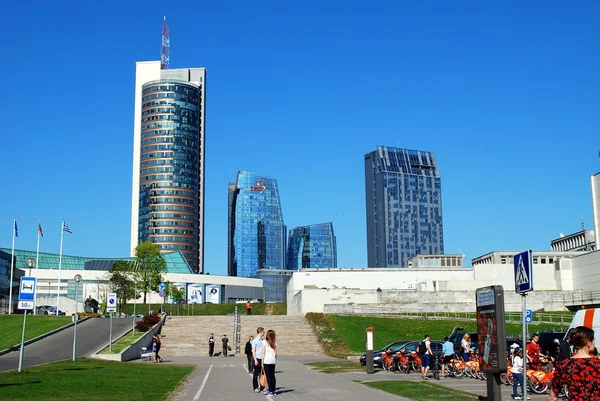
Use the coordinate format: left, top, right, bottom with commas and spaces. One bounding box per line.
135, 320, 150, 332
144, 312, 161, 325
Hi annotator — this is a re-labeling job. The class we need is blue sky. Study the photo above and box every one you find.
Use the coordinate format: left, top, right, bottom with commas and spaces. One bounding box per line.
2, 1, 599, 274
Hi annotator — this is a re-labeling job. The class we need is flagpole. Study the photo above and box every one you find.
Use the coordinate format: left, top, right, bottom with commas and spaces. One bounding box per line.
34, 220, 41, 315
9, 219, 16, 315
57, 220, 65, 316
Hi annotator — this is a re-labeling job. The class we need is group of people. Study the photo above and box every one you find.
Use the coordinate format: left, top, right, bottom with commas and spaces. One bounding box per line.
151, 333, 163, 363
207, 333, 230, 357
244, 326, 278, 397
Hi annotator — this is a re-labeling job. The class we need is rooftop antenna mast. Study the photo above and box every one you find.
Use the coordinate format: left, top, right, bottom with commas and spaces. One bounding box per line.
161, 16, 170, 69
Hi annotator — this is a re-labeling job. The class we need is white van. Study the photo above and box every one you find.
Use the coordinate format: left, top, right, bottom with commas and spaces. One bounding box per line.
565, 308, 600, 338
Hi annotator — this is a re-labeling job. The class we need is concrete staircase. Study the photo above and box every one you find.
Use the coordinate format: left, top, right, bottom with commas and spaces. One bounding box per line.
241, 315, 323, 356
159, 315, 323, 356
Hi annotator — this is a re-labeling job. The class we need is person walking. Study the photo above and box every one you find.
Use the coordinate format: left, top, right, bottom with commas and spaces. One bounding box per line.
549, 326, 600, 401
208, 333, 215, 357
441, 336, 454, 378
245, 336, 254, 374
252, 327, 265, 393
222, 334, 229, 357
154, 334, 163, 363
420, 334, 433, 380
511, 348, 529, 400
262, 329, 278, 396
246, 300, 252, 315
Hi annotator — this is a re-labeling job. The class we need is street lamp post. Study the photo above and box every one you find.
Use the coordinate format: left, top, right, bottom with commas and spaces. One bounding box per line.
73, 274, 82, 362
25, 258, 37, 315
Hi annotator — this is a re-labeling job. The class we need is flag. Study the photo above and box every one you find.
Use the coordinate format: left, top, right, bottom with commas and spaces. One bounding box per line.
63, 221, 73, 234
14, 220, 18, 238
38, 221, 44, 237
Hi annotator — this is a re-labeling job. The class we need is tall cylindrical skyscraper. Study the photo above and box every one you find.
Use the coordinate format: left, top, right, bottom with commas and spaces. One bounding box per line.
131, 62, 206, 273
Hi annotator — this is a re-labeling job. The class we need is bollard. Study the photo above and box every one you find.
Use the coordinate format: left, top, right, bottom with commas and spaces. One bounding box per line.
366, 326, 374, 374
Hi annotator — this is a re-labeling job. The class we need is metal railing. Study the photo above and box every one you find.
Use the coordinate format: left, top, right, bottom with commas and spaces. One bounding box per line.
554, 290, 600, 306
329, 308, 572, 329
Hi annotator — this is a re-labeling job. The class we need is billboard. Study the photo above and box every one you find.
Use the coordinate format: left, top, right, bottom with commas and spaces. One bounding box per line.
206, 285, 221, 304
187, 284, 204, 304
476, 285, 508, 373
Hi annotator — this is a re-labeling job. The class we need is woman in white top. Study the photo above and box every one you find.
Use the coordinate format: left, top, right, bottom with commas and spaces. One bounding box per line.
461, 334, 473, 361
511, 348, 529, 400
262, 330, 278, 396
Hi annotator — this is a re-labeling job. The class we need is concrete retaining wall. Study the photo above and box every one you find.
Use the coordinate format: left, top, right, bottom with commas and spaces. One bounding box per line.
288, 287, 575, 315
93, 314, 166, 362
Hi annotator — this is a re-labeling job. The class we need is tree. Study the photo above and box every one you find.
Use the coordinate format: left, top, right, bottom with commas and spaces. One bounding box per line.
169, 283, 185, 304
133, 241, 167, 304
108, 260, 137, 314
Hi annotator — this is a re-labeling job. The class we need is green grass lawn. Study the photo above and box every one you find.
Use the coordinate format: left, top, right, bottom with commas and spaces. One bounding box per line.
0, 358, 194, 401
0, 315, 71, 351
121, 302, 286, 316
325, 315, 564, 354
98, 328, 146, 354
305, 361, 368, 374
364, 381, 478, 401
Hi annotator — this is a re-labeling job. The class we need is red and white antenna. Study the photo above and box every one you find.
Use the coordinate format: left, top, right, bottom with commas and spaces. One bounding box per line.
161, 16, 170, 69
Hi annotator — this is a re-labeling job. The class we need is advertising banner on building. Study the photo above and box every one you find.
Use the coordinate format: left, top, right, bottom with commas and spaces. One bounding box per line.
206, 285, 221, 304
476, 285, 508, 373
187, 284, 204, 304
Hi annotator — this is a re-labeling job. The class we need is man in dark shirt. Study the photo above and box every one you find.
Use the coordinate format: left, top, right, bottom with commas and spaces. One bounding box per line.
222, 335, 229, 357
208, 333, 215, 356
558, 333, 572, 362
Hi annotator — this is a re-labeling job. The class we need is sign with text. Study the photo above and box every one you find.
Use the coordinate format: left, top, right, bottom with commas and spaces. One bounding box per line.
18, 301, 34, 310
476, 285, 508, 373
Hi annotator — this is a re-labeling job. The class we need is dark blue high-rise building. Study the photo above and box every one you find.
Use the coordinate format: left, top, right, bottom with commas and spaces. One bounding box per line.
365, 146, 444, 268
287, 223, 337, 270
228, 171, 287, 278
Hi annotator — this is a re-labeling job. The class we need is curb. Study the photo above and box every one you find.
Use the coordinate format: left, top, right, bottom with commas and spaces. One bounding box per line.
0, 316, 91, 356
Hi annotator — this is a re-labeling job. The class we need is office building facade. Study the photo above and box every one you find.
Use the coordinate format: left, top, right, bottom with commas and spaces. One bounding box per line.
286, 223, 337, 270
130, 61, 206, 273
365, 146, 444, 268
228, 171, 286, 278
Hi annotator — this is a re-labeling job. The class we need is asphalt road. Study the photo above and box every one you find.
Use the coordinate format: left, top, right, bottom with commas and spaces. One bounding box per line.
0, 317, 133, 372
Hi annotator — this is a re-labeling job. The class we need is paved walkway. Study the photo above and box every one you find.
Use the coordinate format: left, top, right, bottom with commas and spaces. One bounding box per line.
158, 356, 411, 401
0, 317, 133, 372
151, 356, 548, 401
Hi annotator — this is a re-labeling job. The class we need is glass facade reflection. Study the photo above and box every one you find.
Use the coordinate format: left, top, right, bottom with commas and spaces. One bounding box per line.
365, 146, 444, 268
0, 250, 23, 314
228, 172, 286, 279
138, 80, 202, 272
287, 223, 337, 270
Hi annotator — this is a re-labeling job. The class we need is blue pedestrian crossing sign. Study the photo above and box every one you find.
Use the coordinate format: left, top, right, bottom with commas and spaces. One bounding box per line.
525, 309, 532, 323
19, 277, 36, 301
514, 250, 533, 294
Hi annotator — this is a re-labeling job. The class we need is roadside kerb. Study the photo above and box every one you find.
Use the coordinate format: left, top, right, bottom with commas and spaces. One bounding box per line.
0, 317, 91, 356
91, 313, 166, 362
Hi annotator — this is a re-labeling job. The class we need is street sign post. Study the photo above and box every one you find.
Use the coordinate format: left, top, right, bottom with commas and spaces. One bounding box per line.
514, 250, 533, 294
18, 301, 34, 310
19, 277, 36, 301
107, 293, 117, 313
107, 292, 117, 352
514, 250, 533, 401
18, 277, 36, 373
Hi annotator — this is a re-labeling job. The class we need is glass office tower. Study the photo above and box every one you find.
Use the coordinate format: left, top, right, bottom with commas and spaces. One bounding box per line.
137, 78, 203, 272
228, 171, 286, 278
286, 223, 337, 270
365, 146, 444, 268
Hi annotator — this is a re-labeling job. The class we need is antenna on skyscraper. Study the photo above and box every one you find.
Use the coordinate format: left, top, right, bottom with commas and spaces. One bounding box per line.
161, 16, 170, 70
